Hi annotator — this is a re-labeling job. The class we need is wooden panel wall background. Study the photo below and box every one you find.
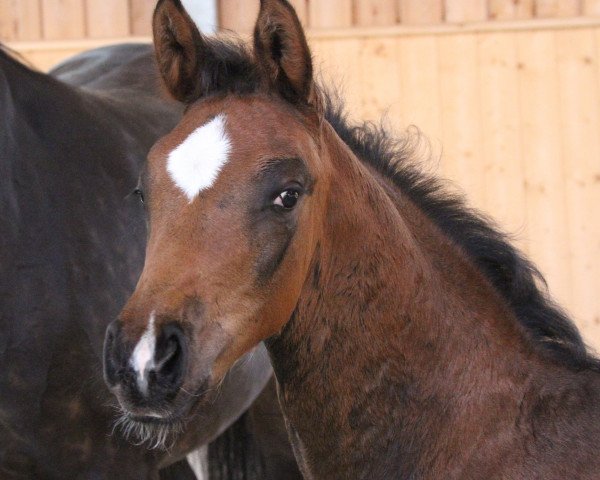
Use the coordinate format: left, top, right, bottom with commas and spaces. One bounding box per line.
218, 0, 600, 32
0, 0, 155, 41
4, 1, 600, 40
307, 25, 600, 352
3, 2, 600, 350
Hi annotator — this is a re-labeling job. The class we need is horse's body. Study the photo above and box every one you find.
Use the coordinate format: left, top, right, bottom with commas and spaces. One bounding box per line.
104, 1, 600, 478
0, 43, 297, 479
266, 106, 600, 479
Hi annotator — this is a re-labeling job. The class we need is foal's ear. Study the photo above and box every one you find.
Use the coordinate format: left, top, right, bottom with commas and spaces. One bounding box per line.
152, 0, 209, 103
253, 0, 315, 105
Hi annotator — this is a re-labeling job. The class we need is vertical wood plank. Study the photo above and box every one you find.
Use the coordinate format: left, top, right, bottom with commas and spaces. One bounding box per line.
399, 0, 443, 24
41, 0, 86, 39
129, 0, 154, 36
311, 37, 363, 116
477, 32, 528, 253
309, 0, 353, 28
354, 0, 398, 27
556, 29, 600, 346
583, 0, 600, 15
357, 38, 401, 124
437, 34, 486, 208
0, 0, 11, 39
288, 0, 308, 26
219, 0, 259, 33
488, 0, 534, 20
86, 0, 129, 38
534, 0, 580, 18
516, 30, 572, 310
445, 0, 487, 23
396, 35, 443, 158
0, 0, 42, 40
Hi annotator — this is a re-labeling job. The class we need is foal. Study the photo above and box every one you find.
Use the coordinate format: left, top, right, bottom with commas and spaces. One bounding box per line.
104, 0, 600, 478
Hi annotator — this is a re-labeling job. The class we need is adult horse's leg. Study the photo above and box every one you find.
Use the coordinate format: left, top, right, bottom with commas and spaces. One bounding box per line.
208, 379, 302, 480
246, 379, 303, 480
186, 446, 208, 479
159, 458, 198, 480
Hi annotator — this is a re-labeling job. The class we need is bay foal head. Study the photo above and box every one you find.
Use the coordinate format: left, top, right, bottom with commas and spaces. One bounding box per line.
103, 0, 329, 422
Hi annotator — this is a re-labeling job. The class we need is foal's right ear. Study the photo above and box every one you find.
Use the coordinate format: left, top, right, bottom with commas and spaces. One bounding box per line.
254, 0, 315, 105
152, 0, 209, 103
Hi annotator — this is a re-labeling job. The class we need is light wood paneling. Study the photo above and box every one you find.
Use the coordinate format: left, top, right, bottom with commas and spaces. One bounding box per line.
10, 37, 148, 70
0, 0, 42, 40
438, 34, 486, 206
309, 0, 353, 28
219, 0, 259, 33
310, 26, 600, 348
86, 0, 129, 38
556, 29, 600, 340
129, 0, 153, 36
584, 0, 600, 15
488, 0, 534, 20
399, 0, 444, 24
3, 0, 600, 42
41, 0, 86, 39
477, 33, 527, 251
355, 0, 398, 27
516, 30, 571, 308
311, 37, 363, 115
445, 0, 488, 23
535, 0, 581, 18
396, 35, 443, 148
358, 37, 401, 122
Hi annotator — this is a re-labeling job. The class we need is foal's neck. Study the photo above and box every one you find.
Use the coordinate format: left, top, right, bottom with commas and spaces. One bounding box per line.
267, 125, 571, 478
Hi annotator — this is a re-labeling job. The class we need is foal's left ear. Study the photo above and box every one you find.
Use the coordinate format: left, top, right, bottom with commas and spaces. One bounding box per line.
253, 0, 315, 105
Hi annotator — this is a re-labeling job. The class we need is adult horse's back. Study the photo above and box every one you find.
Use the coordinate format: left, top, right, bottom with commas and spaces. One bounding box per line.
1, 43, 172, 478
0, 44, 282, 479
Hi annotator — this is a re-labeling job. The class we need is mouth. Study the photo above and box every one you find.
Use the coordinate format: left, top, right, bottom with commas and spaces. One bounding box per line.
111, 379, 214, 449
113, 409, 186, 449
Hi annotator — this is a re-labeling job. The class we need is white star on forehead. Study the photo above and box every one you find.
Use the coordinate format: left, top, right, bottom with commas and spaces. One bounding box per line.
166, 114, 232, 202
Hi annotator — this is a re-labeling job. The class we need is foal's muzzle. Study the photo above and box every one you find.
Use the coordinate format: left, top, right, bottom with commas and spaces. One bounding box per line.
103, 320, 188, 409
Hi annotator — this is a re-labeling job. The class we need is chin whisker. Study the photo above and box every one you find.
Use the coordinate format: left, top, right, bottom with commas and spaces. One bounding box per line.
180, 386, 203, 398
110, 407, 184, 451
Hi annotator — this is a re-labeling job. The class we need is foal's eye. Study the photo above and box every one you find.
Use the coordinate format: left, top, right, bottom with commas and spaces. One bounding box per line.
274, 189, 300, 210
133, 188, 145, 205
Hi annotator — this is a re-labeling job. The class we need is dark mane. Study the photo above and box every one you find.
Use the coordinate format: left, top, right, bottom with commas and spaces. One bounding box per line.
323, 98, 600, 372
189, 36, 599, 371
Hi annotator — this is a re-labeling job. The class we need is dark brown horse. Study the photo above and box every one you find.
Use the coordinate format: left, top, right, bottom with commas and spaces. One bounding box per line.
103, 0, 600, 478
1, 43, 300, 479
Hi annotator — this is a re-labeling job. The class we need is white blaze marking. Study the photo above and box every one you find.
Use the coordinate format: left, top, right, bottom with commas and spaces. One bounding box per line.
167, 114, 231, 202
130, 313, 156, 394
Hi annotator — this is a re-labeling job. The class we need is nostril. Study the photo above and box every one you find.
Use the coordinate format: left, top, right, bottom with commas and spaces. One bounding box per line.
154, 324, 187, 389
103, 320, 123, 387
155, 335, 180, 372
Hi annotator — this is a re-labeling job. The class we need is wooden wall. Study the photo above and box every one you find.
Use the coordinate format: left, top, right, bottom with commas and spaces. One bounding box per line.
3, 2, 600, 350
4, 0, 600, 41
307, 23, 600, 350
0, 0, 154, 40
219, 0, 600, 32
